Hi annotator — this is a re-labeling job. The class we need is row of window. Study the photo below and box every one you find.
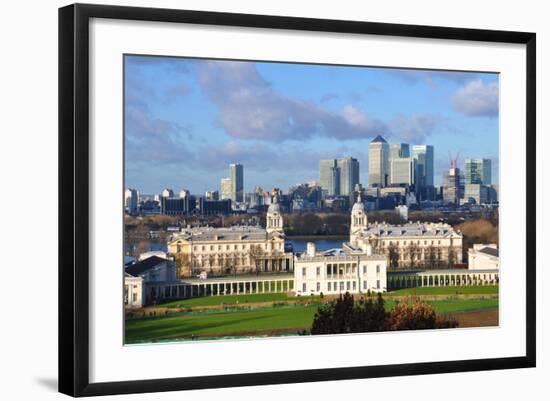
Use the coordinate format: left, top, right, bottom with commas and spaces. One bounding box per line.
302, 264, 381, 277
384, 239, 443, 246
301, 279, 381, 293
186, 242, 283, 252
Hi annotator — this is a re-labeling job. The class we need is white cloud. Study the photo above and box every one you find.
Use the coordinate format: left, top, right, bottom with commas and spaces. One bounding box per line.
451, 79, 499, 117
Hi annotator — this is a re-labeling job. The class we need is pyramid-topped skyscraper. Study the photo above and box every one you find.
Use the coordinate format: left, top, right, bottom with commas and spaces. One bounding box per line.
368, 135, 389, 187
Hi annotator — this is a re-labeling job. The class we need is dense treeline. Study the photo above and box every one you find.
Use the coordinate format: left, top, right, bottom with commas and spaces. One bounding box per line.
124, 211, 499, 241
310, 293, 458, 335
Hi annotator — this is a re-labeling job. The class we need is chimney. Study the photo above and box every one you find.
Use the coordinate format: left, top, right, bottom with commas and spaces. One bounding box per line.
306, 242, 316, 257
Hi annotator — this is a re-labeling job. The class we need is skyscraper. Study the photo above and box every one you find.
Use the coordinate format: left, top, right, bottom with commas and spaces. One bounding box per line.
368, 135, 389, 187
443, 166, 461, 205
389, 143, 410, 160
124, 188, 139, 214
412, 145, 434, 188
220, 177, 232, 200
337, 157, 360, 196
464, 158, 492, 185
390, 157, 416, 186
319, 159, 340, 196
229, 163, 244, 202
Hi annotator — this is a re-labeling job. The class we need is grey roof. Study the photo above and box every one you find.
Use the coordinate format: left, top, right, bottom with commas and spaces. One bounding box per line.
171, 225, 271, 242
125, 256, 166, 277
360, 222, 457, 237
478, 246, 499, 257
371, 135, 388, 143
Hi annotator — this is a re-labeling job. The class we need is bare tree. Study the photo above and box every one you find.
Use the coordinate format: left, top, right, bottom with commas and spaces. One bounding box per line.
407, 243, 420, 269
447, 246, 456, 268
249, 245, 265, 275
388, 243, 399, 269
426, 245, 437, 269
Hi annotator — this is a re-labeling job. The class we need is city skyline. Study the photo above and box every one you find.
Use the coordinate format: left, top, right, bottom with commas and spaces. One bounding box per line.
125, 56, 499, 194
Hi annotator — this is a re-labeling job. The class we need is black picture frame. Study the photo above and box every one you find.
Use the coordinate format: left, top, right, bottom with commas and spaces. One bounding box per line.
59, 3, 536, 397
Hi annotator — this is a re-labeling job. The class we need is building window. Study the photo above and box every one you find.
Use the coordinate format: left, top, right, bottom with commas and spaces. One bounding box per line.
327, 266, 331, 276
340, 282, 344, 291
302, 283, 306, 292
316, 282, 321, 292
376, 280, 380, 289
302, 267, 306, 277
202, 246, 205, 251
376, 265, 380, 274
363, 265, 366, 274
132, 293, 138, 303
316, 267, 320, 277
352, 281, 356, 290
346, 281, 351, 291
363, 280, 367, 290
328, 282, 332, 291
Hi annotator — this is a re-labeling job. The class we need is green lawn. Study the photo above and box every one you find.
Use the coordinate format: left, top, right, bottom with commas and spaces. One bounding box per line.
159, 293, 301, 308
387, 285, 499, 296
126, 298, 498, 343
125, 305, 318, 342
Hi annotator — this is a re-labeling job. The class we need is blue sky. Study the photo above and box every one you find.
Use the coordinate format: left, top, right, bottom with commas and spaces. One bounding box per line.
125, 55, 499, 195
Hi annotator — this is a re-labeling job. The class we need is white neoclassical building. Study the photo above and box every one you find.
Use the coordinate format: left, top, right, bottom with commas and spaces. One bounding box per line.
294, 242, 387, 296
167, 199, 293, 277
124, 273, 144, 308
468, 244, 499, 270
347, 194, 463, 268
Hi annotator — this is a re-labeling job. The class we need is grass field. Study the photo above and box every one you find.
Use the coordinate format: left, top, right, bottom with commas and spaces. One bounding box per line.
386, 285, 499, 296
126, 298, 499, 343
156, 285, 497, 309
159, 293, 299, 308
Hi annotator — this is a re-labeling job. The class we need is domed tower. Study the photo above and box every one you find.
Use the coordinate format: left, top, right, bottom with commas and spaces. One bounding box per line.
266, 196, 284, 235
350, 193, 367, 243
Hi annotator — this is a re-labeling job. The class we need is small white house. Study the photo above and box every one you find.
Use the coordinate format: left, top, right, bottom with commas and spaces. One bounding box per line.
468, 244, 499, 270
294, 242, 387, 296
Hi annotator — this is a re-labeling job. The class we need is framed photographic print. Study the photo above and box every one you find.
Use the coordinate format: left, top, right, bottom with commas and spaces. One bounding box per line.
58, 3, 536, 397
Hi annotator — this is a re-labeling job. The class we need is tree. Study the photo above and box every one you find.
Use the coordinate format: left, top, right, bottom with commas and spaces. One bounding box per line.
407, 242, 420, 269
388, 243, 399, 269
386, 298, 437, 330
310, 293, 386, 335
249, 245, 265, 275
426, 245, 437, 269
447, 246, 456, 268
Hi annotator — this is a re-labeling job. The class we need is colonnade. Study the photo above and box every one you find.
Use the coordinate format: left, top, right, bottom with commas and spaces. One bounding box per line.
387, 269, 499, 290
147, 276, 294, 303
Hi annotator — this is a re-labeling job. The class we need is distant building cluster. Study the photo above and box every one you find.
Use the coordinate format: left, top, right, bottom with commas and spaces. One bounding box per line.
124, 136, 497, 218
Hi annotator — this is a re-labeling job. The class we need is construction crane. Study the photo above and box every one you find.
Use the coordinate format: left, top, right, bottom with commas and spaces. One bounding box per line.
448, 151, 461, 169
